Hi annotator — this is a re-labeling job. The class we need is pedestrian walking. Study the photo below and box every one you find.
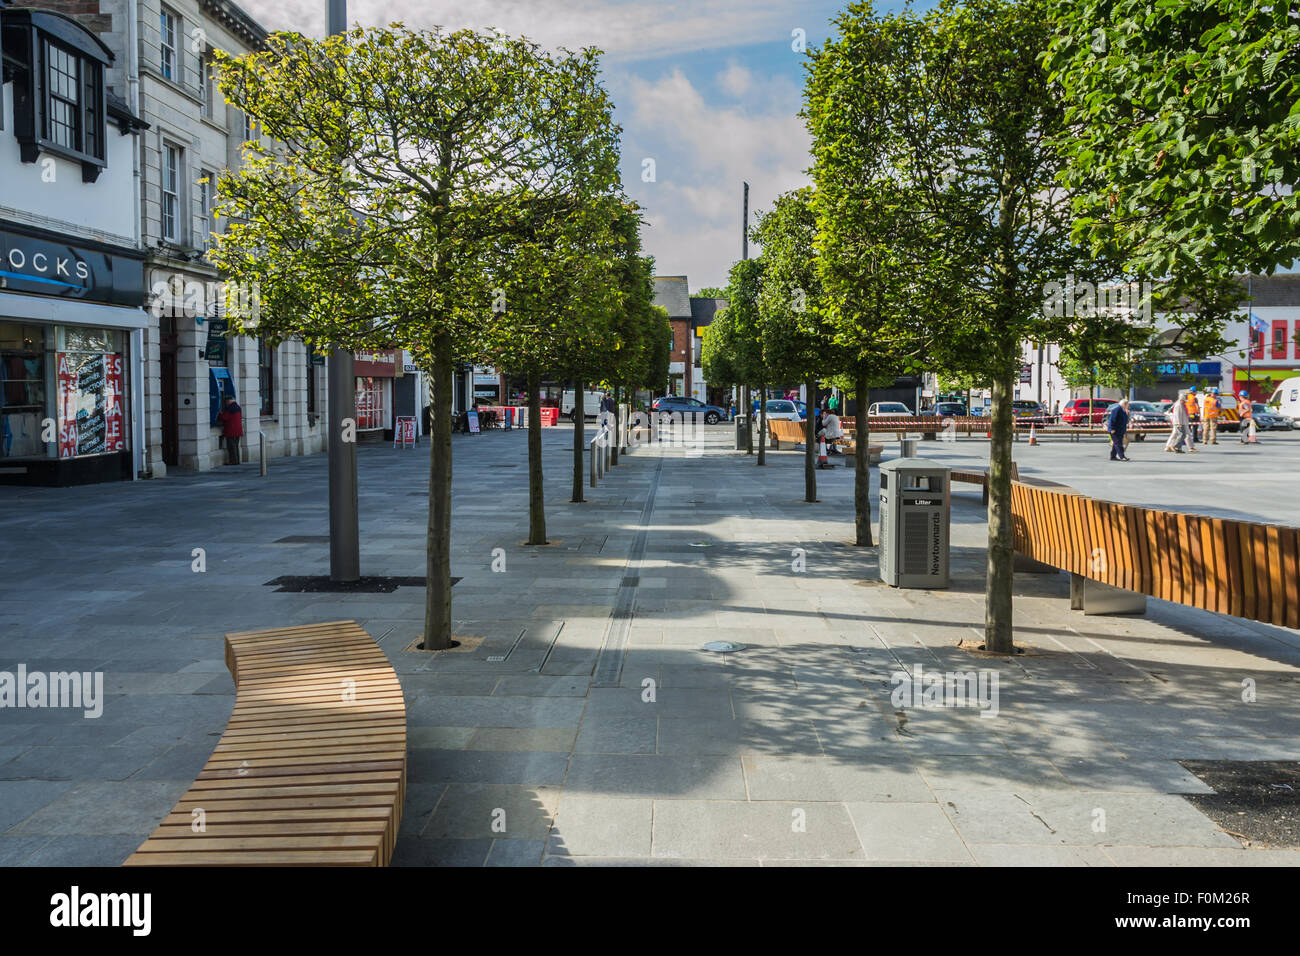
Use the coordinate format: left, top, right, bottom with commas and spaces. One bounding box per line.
1184, 386, 1201, 445
1106, 397, 1130, 461
1165, 390, 1192, 453
1238, 391, 1258, 444
218, 395, 243, 465
1200, 387, 1222, 444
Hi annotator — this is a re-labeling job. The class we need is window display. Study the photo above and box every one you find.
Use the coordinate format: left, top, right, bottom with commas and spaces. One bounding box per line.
0, 324, 47, 459
55, 327, 126, 458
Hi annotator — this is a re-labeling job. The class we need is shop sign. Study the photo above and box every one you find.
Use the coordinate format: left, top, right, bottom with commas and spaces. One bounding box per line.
203, 318, 229, 363
353, 349, 399, 377
395, 416, 417, 448
1147, 360, 1221, 381
1, 227, 145, 306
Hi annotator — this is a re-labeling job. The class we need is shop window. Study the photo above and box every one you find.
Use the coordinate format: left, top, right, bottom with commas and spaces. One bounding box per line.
198, 51, 212, 117
197, 169, 214, 250
305, 350, 317, 417
356, 377, 386, 429
160, 8, 178, 81
162, 144, 181, 241
0, 324, 49, 459
258, 338, 274, 416
54, 327, 126, 459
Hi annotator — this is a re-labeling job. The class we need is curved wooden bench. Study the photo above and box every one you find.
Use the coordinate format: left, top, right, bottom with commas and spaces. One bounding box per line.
1010, 482, 1300, 628
123, 621, 406, 866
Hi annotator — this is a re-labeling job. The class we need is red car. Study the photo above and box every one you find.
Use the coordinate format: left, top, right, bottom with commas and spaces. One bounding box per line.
1060, 398, 1116, 426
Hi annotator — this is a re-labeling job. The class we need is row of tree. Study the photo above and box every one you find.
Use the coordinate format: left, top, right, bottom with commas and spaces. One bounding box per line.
206, 25, 671, 649
706, 0, 1299, 653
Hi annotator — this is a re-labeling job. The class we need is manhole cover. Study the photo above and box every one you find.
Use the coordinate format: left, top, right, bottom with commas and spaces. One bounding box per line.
702, 641, 744, 653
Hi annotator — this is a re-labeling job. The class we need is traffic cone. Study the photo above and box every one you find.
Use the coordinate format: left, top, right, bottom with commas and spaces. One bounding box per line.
817, 436, 833, 468
1028, 423, 1038, 445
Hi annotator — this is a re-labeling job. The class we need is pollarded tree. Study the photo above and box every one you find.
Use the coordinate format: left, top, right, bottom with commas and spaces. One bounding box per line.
806, 49, 936, 547
754, 188, 850, 503
720, 257, 771, 463
485, 197, 629, 544
209, 25, 621, 649
807, 0, 1141, 653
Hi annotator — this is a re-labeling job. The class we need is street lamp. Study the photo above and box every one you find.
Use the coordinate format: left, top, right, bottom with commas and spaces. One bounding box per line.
326, 0, 360, 582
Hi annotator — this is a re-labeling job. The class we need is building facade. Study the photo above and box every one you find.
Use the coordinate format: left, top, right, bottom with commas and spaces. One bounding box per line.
3, 0, 329, 483
1, 2, 150, 485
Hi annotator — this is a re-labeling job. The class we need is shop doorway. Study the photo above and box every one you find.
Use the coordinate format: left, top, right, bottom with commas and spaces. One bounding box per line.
159, 317, 179, 467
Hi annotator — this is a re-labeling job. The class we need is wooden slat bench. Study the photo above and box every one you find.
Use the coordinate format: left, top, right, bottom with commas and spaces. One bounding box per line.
950, 462, 1020, 504
123, 621, 406, 867
1009, 481, 1300, 627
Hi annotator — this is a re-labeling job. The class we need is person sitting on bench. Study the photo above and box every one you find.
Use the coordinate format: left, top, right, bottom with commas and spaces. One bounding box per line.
818, 409, 845, 455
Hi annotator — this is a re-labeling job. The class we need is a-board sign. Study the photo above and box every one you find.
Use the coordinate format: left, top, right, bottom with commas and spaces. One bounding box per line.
467, 410, 481, 434
395, 416, 416, 448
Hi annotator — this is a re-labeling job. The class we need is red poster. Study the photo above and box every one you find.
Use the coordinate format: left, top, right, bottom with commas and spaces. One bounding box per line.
56, 352, 77, 459
104, 353, 124, 452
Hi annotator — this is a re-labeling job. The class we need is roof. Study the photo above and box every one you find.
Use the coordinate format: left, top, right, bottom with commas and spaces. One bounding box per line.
690, 296, 727, 329
652, 276, 692, 319
199, 0, 269, 49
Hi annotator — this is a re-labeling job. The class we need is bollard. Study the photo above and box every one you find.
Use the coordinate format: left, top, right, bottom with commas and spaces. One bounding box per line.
259, 431, 268, 476
590, 436, 598, 487
900, 437, 917, 458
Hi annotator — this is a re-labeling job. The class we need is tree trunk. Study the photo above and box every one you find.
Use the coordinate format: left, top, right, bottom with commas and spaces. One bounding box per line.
571, 378, 584, 503
422, 328, 454, 650
804, 375, 817, 502
610, 384, 620, 466
984, 368, 1016, 653
527, 372, 546, 545
743, 385, 753, 454
757, 384, 767, 466
854, 368, 872, 546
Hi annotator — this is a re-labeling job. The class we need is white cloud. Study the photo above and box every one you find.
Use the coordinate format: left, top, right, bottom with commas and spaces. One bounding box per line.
234, 0, 814, 63
621, 68, 811, 288
717, 62, 753, 97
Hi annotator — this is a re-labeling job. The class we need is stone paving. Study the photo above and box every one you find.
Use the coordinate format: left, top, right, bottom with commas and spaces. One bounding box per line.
1, 422, 1299, 866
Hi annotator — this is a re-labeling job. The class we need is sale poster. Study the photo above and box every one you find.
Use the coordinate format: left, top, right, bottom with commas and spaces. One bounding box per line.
56, 351, 125, 459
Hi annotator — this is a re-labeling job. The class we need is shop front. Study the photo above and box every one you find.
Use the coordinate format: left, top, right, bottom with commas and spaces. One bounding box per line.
354, 348, 399, 441
0, 224, 146, 485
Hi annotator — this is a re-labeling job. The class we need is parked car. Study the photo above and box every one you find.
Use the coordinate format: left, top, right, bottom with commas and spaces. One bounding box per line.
762, 399, 804, 422
561, 388, 607, 422
1060, 398, 1116, 426
867, 401, 912, 417
1011, 400, 1046, 418
650, 395, 725, 424
922, 402, 968, 417
1125, 400, 1167, 440
1253, 402, 1294, 431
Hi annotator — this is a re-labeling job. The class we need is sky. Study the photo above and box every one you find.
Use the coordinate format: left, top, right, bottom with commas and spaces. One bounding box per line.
231, 0, 916, 293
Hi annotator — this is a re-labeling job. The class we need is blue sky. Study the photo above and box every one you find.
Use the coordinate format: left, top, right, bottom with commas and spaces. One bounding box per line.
236, 0, 919, 291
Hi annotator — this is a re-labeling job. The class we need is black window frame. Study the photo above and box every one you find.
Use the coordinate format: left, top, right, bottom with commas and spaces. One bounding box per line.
258, 337, 274, 417
2, 10, 111, 182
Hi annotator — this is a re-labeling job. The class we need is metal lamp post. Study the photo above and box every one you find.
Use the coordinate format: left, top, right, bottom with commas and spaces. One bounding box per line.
326, 0, 360, 582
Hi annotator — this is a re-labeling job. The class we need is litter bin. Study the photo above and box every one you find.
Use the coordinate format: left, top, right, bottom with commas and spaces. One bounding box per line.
735, 415, 747, 450
878, 458, 950, 589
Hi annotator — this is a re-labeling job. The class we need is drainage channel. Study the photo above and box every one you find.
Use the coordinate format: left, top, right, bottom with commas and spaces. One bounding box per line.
592, 453, 665, 687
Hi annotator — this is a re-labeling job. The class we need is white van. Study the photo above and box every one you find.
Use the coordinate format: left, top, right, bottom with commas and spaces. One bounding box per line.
1267, 376, 1300, 424
561, 388, 607, 422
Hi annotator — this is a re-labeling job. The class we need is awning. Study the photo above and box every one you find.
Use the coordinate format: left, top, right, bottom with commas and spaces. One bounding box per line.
0, 290, 148, 329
